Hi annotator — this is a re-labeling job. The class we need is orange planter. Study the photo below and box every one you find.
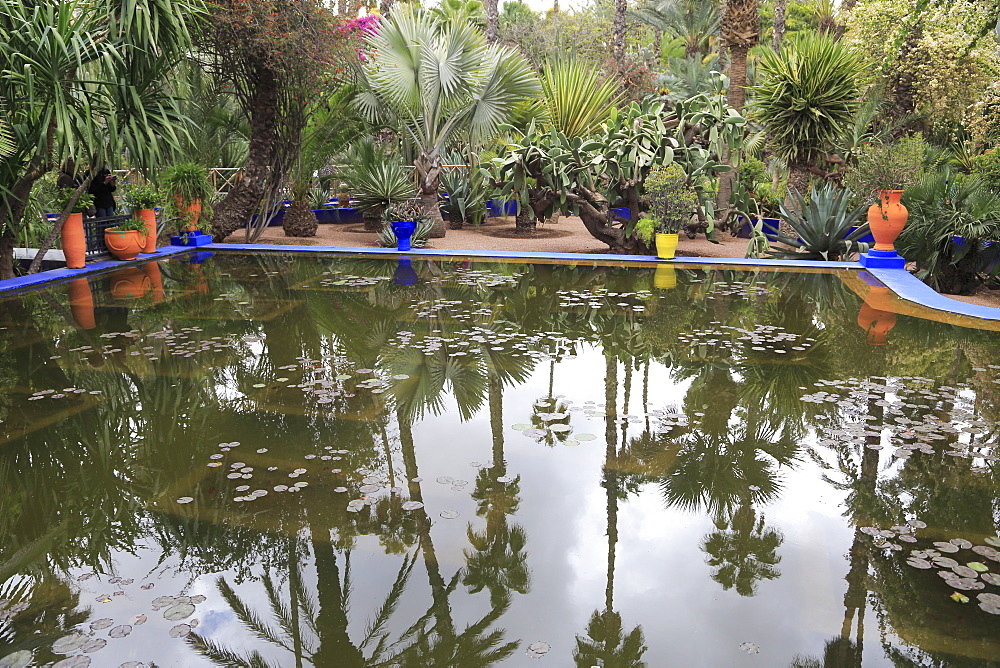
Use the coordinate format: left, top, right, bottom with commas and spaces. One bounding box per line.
867, 189, 907, 252
105, 228, 146, 261
175, 197, 202, 231
61, 212, 86, 269
857, 288, 897, 346
67, 278, 95, 329
135, 208, 158, 253
110, 267, 151, 299
142, 261, 165, 303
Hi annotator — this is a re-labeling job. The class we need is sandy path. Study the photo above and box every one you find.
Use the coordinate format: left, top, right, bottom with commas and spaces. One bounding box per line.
224, 215, 999, 310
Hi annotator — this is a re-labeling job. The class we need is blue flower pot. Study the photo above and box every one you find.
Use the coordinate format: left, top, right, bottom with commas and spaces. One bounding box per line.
391, 220, 416, 252
393, 257, 418, 285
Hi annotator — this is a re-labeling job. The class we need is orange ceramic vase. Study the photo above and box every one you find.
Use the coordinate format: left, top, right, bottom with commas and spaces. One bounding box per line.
135, 208, 158, 253
176, 197, 202, 231
67, 278, 95, 329
110, 267, 151, 299
857, 287, 897, 345
61, 212, 86, 269
867, 190, 907, 251
142, 261, 165, 303
105, 228, 146, 261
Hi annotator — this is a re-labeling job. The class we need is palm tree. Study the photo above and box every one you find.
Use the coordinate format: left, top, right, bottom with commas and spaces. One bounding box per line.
772, 0, 786, 49
749, 32, 866, 207
631, 0, 721, 59
612, 0, 629, 88
0, 0, 200, 279
355, 7, 540, 237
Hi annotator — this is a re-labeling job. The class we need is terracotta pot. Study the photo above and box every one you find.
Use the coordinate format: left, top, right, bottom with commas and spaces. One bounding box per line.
142, 261, 165, 303
175, 196, 202, 231
867, 189, 907, 252
104, 228, 146, 261
656, 232, 679, 260
109, 267, 151, 299
135, 208, 158, 253
67, 278, 95, 329
61, 212, 86, 269
857, 289, 897, 346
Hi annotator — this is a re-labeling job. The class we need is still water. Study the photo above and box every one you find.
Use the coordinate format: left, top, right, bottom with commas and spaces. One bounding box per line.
0, 252, 998, 667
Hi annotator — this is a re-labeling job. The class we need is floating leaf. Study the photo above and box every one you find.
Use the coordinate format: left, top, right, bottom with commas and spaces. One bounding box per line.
967, 562, 989, 572
90, 619, 113, 631
934, 542, 960, 553
951, 592, 970, 603
52, 657, 90, 668
81, 638, 106, 653
0, 650, 32, 668
130, 614, 147, 626
52, 633, 88, 654
439, 510, 459, 519
575, 434, 596, 441
163, 603, 195, 621
168, 624, 191, 638
402, 501, 424, 511
108, 625, 131, 639
175, 497, 193, 505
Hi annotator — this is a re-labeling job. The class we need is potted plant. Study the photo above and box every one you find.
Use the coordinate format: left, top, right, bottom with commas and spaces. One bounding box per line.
338, 182, 351, 207
160, 162, 213, 232
123, 183, 165, 253
104, 216, 148, 261
843, 137, 925, 252
57, 189, 94, 269
643, 164, 698, 260
380, 202, 428, 251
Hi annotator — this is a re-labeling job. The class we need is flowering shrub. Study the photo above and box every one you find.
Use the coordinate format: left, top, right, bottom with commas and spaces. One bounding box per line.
842, 0, 999, 131
969, 145, 1000, 192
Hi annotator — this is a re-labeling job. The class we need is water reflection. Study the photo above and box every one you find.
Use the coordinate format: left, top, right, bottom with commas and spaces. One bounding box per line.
0, 253, 997, 666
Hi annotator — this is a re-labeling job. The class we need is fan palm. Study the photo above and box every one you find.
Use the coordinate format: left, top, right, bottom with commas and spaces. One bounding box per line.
631, 0, 721, 59
355, 6, 539, 237
749, 32, 867, 203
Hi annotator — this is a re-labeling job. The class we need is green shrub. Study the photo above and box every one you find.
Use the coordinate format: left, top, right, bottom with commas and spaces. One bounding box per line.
635, 216, 656, 245
123, 183, 165, 210
969, 145, 1000, 193
739, 157, 766, 189
843, 136, 927, 208
111, 216, 150, 236
643, 164, 698, 234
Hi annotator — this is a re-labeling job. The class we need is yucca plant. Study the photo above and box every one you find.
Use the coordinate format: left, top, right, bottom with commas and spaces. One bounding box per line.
536, 58, 621, 139
355, 6, 540, 237
767, 183, 870, 260
750, 33, 867, 206
343, 139, 416, 231
897, 170, 1000, 294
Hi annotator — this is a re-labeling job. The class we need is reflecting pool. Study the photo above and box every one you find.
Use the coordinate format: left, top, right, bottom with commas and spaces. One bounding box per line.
0, 252, 999, 667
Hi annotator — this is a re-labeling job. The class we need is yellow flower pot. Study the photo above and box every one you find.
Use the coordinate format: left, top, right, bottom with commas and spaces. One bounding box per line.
656, 232, 679, 259
654, 265, 676, 289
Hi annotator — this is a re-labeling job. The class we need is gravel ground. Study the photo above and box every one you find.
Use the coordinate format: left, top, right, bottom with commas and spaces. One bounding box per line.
225, 215, 999, 310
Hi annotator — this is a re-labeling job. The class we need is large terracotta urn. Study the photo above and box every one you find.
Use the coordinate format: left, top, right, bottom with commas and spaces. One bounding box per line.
867, 190, 907, 252
61, 212, 86, 269
857, 287, 897, 345
176, 197, 202, 231
67, 278, 95, 329
142, 261, 165, 303
135, 208, 158, 253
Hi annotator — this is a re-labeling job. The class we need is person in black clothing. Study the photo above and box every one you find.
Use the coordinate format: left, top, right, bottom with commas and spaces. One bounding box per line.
88, 168, 117, 218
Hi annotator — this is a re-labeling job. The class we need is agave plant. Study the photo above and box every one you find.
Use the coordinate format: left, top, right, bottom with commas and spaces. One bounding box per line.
344, 140, 416, 231
767, 183, 869, 261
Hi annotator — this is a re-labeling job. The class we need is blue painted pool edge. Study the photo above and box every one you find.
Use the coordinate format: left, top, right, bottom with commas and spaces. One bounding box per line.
3, 242, 998, 324
0, 246, 192, 296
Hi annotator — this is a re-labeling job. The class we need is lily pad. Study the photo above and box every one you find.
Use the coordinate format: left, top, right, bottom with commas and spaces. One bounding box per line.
163, 603, 195, 621
950, 592, 970, 604
402, 501, 424, 511
933, 542, 960, 553
439, 510, 459, 519
53, 658, 90, 668
90, 618, 114, 631
168, 623, 192, 638
967, 562, 989, 572
108, 625, 132, 639
0, 650, 32, 668
52, 633, 88, 654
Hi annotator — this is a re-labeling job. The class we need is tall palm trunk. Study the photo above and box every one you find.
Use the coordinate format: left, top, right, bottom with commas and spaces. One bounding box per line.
485, 0, 499, 44
416, 150, 446, 238
772, 0, 786, 49
612, 0, 628, 90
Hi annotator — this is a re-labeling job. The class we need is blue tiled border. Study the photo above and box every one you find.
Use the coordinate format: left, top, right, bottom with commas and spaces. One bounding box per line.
3, 242, 999, 325
0, 246, 192, 296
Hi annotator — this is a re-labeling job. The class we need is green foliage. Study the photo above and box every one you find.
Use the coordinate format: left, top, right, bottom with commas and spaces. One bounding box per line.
739, 157, 767, 187
440, 163, 487, 227
382, 201, 423, 223
897, 169, 1000, 294
644, 164, 698, 233
499, 0, 537, 29
635, 216, 657, 245
56, 189, 94, 215
843, 135, 927, 207
631, 0, 720, 59
347, 140, 416, 215
969, 145, 1000, 193
430, 0, 486, 27
123, 183, 166, 210
754, 180, 784, 217
768, 183, 870, 260
536, 58, 621, 139
111, 216, 150, 237
160, 163, 212, 204
758, 0, 821, 38
749, 32, 868, 169
656, 56, 723, 103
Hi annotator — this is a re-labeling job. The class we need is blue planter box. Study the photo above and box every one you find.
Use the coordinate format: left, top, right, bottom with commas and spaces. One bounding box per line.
611, 207, 632, 221
486, 199, 517, 217
736, 217, 780, 239
170, 230, 212, 247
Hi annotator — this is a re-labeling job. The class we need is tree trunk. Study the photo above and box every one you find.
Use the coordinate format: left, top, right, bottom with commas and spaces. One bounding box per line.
0, 173, 42, 280
782, 164, 811, 236
772, 0, 786, 50
0, 225, 17, 281
514, 202, 536, 234
421, 192, 446, 238
716, 45, 750, 231
379, 0, 394, 17
283, 200, 318, 237
834, 0, 857, 39
653, 30, 662, 61
363, 206, 383, 232
211, 67, 281, 242
612, 0, 628, 88
485, 0, 499, 44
